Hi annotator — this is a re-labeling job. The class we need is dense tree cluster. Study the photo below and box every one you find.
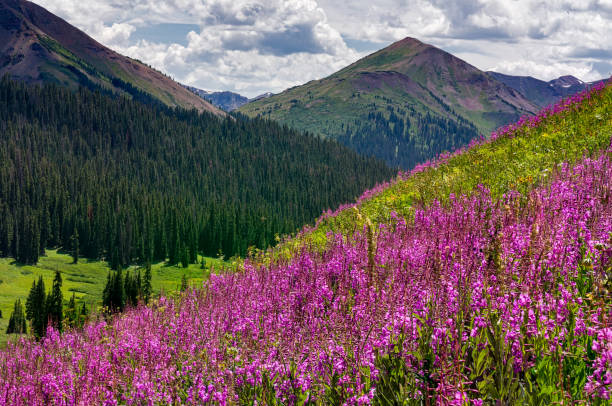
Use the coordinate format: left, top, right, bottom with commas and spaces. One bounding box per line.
102, 266, 152, 312
6, 299, 26, 335
0, 77, 394, 267
7, 270, 90, 337
337, 106, 480, 169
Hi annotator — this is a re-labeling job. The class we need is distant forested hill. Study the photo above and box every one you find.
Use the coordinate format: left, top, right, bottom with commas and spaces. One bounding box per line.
0, 77, 393, 267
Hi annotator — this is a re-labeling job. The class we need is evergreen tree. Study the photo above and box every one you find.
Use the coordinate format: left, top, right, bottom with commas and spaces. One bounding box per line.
25, 277, 47, 339
124, 271, 141, 307
47, 270, 63, 332
102, 272, 112, 310
180, 274, 188, 292
180, 244, 189, 268
6, 299, 27, 334
71, 227, 79, 264
113, 267, 125, 312
79, 302, 88, 326
143, 263, 152, 305
103, 268, 126, 312
66, 293, 77, 328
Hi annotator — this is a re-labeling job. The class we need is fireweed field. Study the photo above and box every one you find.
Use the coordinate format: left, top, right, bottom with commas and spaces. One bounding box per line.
0, 84, 611, 404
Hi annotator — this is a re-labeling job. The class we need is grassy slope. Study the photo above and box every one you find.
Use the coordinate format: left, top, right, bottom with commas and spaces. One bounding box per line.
272, 82, 612, 259
0, 250, 227, 346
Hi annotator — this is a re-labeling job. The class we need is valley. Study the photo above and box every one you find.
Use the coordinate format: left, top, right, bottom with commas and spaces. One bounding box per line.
0, 0, 610, 404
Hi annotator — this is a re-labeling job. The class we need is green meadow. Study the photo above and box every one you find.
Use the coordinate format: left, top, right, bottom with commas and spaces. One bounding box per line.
0, 250, 227, 346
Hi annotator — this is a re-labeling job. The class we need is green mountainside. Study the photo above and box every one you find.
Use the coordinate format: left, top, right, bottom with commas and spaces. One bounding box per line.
238, 37, 539, 168
0, 0, 221, 114
0, 77, 393, 270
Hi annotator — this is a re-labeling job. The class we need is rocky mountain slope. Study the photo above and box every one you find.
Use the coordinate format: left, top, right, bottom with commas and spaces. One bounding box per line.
0, 0, 222, 114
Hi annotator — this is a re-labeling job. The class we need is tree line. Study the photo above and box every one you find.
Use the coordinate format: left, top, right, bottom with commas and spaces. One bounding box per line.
0, 77, 394, 267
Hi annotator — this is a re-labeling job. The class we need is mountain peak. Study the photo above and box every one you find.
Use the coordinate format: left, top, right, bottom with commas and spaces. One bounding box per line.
549, 75, 583, 87
386, 36, 430, 51
239, 35, 539, 169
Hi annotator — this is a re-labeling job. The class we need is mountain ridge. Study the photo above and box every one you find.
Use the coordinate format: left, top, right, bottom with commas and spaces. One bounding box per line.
0, 0, 222, 114
487, 71, 605, 107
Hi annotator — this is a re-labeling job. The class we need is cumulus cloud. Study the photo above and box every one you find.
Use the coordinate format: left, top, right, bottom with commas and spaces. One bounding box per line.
319, 0, 612, 81
35, 0, 611, 94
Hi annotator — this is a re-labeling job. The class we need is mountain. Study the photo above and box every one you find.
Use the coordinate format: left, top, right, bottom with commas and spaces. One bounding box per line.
238, 37, 538, 169
487, 72, 604, 107
0, 0, 221, 114
184, 85, 274, 111
184, 85, 249, 111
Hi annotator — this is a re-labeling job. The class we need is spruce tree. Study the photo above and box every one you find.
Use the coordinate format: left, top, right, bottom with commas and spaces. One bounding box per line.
6, 299, 27, 334
71, 227, 79, 264
26, 277, 47, 339
102, 272, 112, 310
143, 263, 152, 304
79, 302, 88, 326
46, 270, 63, 332
113, 267, 125, 311
103, 269, 126, 312
181, 244, 189, 268
66, 293, 77, 327
180, 274, 188, 292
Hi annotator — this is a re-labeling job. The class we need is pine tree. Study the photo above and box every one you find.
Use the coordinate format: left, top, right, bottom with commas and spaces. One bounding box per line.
180, 274, 188, 292
6, 299, 27, 334
71, 227, 79, 264
102, 272, 112, 310
113, 267, 125, 311
180, 244, 189, 268
47, 270, 63, 332
66, 293, 77, 327
79, 302, 88, 326
26, 277, 47, 339
143, 263, 152, 304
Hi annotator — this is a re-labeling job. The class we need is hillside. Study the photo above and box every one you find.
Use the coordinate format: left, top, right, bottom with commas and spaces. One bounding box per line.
0, 80, 609, 404
238, 37, 539, 168
279, 80, 611, 256
0, 77, 393, 270
488, 71, 605, 107
0, 0, 221, 113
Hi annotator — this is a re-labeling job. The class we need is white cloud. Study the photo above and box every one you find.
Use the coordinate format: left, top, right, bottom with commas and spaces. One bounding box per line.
319, 0, 612, 81
34, 0, 612, 95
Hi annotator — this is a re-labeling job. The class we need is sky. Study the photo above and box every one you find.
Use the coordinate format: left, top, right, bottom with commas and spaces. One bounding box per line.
35, 0, 612, 98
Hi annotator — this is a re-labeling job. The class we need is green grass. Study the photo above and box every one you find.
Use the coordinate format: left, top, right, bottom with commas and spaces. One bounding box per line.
0, 250, 227, 346
271, 82, 612, 260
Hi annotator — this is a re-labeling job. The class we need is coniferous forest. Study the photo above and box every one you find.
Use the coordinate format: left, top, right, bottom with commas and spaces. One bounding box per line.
336, 106, 480, 169
0, 77, 394, 268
